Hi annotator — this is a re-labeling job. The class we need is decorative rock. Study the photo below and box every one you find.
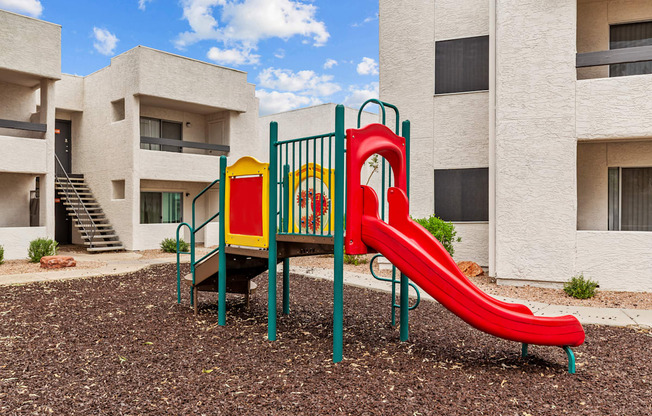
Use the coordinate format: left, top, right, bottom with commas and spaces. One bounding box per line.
456, 261, 484, 277
40, 256, 76, 269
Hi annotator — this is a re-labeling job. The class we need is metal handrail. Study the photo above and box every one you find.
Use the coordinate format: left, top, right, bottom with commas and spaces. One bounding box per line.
54, 155, 97, 247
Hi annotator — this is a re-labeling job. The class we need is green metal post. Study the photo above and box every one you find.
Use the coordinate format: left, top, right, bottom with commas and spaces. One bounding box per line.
282, 164, 290, 315
268, 122, 279, 341
218, 156, 227, 325
563, 346, 576, 374
399, 120, 411, 342
333, 105, 345, 363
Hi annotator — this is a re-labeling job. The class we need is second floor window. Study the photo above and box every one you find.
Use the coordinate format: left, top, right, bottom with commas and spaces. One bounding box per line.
140, 117, 182, 153
610, 21, 652, 77
435, 35, 489, 94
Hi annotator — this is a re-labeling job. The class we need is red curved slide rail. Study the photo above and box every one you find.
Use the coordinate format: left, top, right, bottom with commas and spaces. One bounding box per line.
346, 123, 585, 348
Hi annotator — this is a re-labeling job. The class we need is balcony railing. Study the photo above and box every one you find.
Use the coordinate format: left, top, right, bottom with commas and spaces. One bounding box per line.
577, 45, 652, 68
0, 118, 47, 133
140, 136, 230, 154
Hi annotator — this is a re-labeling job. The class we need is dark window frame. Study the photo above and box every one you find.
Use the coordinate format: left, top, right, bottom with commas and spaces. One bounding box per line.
140, 116, 183, 153
434, 168, 489, 222
609, 21, 652, 77
435, 35, 489, 95
140, 191, 184, 224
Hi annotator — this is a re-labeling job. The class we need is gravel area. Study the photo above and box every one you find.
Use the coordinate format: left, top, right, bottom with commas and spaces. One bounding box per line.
0, 259, 106, 276
0, 264, 650, 415
291, 255, 652, 310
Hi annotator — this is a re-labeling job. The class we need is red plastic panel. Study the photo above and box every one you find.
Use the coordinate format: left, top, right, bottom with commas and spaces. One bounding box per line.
360, 185, 585, 347
229, 176, 263, 237
345, 124, 407, 254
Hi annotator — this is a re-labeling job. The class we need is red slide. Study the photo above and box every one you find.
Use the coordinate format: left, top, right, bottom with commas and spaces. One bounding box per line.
360, 185, 585, 347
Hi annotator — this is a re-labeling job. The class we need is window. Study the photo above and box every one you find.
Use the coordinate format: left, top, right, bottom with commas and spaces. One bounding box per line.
434, 168, 488, 222
610, 21, 652, 77
435, 36, 489, 94
608, 167, 652, 231
140, 192, 183, 224
140, 117, 182, 152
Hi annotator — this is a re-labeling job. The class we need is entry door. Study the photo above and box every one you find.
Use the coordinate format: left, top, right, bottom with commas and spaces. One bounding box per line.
55, 120, 72, 244
55, 120, 72, 173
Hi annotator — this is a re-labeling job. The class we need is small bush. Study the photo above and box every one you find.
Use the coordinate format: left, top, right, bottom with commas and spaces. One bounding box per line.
344, 253, 367, 266
161, 238, 189, 253
412, 215, 461, 257
0, 245, 4, 265
564, 274, 598, 299
28, 238, 58, 263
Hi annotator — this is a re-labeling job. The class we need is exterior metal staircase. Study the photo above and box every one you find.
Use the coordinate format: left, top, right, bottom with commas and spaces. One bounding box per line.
55, 156, 124, 252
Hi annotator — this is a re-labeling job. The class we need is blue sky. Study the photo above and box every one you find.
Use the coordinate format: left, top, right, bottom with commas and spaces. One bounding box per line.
0, 0, 379, 115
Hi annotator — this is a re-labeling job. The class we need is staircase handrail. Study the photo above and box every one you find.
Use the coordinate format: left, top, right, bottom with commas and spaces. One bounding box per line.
54, 155, 97, 247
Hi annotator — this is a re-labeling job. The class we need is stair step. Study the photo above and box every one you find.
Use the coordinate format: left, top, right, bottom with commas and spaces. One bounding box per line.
87, 246, 124, 252
86, 234, 119, 240
83, 240, 123, 246
73, 223, 111, 228
64, 202, 100, 206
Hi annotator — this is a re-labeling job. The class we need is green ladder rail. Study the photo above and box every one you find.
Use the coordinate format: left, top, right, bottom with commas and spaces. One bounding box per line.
358, 99, 412, 342
370, 254, 421, 326
521, 343, 577, 374
175, 158, 226, 317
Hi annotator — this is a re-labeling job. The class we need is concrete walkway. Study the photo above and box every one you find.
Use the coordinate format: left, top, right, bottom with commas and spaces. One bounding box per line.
1, 252, 650, 329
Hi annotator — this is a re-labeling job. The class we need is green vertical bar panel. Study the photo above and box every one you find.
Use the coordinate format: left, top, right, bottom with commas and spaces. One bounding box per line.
403, 120, 411, 196
282, 164, 290, 315
333, 104, 345, 363
399, 120, 410, 342
218, 155, 227, 325
268, 122, 279, 341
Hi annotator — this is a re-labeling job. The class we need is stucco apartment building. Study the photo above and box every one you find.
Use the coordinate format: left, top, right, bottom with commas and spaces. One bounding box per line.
380, 0, 652, 292
0, 10, 262, 259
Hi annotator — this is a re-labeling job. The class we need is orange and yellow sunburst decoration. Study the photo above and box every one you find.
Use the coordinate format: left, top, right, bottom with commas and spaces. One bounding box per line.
289, 163, 335, 234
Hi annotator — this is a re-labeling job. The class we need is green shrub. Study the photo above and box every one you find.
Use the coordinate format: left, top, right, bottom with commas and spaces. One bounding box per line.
28, 238, 58, 263
412, 215, 461, 257
563, 274, 598, 299
344, 253, 367, 266
161, 238, 189, 253
0, 245, 4, 265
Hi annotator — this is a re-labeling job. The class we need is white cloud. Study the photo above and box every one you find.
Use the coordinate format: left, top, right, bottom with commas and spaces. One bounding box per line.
274, 49, 285, 59
92, 27, 119, 56
207, 46, 260, 65
343, 82, 379, 109
352, 13, 378, 28
356, 57, 379, 76
175, 0, 329, 50
258, 67, 340, 96
323, 59, 337, 69
138, 0, 153, 11
256, 89, 322, 116
0, 0, 43, 17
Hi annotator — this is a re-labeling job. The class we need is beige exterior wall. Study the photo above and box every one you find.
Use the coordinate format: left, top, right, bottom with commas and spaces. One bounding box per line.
577, 76, 652, 140
0, 227, 48, 260
0, 10, 60, 81
47, 46, 261, 251
576, 231, 652, 291
494, 0, 578, 284
379, 0, 488, 264
0, 174, 35, 227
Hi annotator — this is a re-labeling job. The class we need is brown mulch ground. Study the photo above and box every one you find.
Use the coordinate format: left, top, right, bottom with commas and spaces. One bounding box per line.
1, 264, 650, 415
291, 254, 652, 310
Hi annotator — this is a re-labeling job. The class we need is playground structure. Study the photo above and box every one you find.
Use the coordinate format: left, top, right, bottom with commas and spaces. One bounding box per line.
176, 101, 585, 373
